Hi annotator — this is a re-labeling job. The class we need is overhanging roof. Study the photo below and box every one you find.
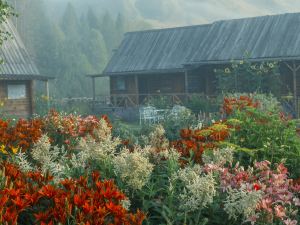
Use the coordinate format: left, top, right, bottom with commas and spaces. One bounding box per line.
0, 20, 51, 80
0, 74, 54, 81
103, 24, 210, 75
103, 12, 300, 76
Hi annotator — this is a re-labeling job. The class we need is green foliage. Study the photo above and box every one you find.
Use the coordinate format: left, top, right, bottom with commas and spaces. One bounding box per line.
184, 94, 219, 114
161, 107, 197, 140
226, 97, 300, 178
215, 58, 281, 95
0, 1, 14, 43
145, 95, 174, 109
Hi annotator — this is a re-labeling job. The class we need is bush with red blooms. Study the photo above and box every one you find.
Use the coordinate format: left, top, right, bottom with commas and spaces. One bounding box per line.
222, 95, 260, 116
41, 110, 111, 147
220, 95, 300, 178
0, 162, 145, 225
172, 122, 230, 164
0, 118, 43, 152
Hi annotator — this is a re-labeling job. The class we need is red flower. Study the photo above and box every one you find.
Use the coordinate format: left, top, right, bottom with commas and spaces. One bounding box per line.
253, 183, 261, 191
39, 185, 57, 198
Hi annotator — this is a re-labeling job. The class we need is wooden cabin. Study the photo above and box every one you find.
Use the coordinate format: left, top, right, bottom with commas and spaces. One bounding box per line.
0, 20, 52, 118
89, 12, 300, 113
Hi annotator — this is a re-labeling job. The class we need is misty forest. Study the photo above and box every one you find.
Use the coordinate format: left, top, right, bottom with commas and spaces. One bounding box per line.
0, 1, 300, 225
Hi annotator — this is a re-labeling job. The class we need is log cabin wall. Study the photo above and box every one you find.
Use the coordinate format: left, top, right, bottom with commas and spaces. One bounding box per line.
138, 73, 185, 94
0, 80, 33, 118
110, 75, 139, 105
187, 66, 217, 95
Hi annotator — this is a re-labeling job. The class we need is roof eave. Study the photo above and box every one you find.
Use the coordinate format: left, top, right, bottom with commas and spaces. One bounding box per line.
187, 56, 300, 67
0, 74, 55, 81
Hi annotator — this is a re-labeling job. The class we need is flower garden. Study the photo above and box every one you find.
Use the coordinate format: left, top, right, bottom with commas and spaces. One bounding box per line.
0, 95, 299, 225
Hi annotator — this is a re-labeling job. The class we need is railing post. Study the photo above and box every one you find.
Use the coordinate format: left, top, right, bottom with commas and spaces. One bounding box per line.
284, 61, 300, 118
45, 80, 50, 110
92, 76, 96, 113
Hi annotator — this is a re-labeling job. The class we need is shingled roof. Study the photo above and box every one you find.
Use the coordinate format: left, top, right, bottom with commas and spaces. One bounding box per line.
0, 20, 51, 81
103, 12, 300, 76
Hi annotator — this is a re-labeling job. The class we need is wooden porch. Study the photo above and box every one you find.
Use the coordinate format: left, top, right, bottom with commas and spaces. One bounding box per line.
91, 93, 217, 108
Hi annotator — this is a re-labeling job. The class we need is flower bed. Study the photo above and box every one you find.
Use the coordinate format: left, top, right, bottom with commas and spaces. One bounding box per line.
0, 96, 299, 225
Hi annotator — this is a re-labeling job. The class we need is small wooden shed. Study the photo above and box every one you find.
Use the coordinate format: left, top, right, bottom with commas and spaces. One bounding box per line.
0, 20, 52, 118
89, 12, 300, 114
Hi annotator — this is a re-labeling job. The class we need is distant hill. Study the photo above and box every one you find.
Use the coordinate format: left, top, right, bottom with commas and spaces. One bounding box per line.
44, 0, 300, 28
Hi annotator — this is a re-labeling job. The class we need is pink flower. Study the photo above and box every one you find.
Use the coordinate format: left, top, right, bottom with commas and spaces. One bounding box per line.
274, 205, 286, 219
245, 214, 258, 225
293, 198, 300, 206
260, 198, 273, 213
277, 163, 288, 175
283, 219, 297, 225
254, 160, 271, 170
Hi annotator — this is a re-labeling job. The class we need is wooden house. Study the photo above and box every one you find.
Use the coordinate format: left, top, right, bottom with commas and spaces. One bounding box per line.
0, 20, 52, 118
89, 12, 300, 113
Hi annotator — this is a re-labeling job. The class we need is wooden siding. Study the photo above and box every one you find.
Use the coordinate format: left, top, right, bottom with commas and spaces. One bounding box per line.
0, 81, 33, 118
138, 73, 185, 94
110, 76, 138, 105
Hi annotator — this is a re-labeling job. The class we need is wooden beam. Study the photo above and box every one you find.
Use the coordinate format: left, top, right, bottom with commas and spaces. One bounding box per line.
292, 61, 298, 117
92, 77, 96, 112
184, 71, 189, 94
284, 61, 299, 117
29, 80, 34, 116
134, 75, 139, 105
45, 80, 50, 110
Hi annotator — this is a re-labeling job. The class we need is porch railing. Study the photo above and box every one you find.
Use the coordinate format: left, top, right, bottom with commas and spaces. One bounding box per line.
93, 93, 218, 108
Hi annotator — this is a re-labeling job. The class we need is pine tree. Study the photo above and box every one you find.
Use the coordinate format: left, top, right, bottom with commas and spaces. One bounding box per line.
86, 7, 101, 30
115, 13, 126, 44
60, 2, 80, 40
100, 11, 118, 55
83, 28, 108, 72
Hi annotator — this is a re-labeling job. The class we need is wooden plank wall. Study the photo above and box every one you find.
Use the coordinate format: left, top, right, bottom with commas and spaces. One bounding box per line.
0, 81, 33, 118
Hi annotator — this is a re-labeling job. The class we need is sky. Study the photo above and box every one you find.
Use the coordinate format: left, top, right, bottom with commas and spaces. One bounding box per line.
45, 0, 300, 28
135, 0, 300, 26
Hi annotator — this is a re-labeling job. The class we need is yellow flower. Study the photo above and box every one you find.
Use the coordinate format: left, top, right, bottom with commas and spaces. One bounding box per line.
0, 145, 8, 154
239, 60, 244, 65
210, 123, 228, 132
41, 95, 49, 102
224, 68, 231, 74
11, 146, 19, 154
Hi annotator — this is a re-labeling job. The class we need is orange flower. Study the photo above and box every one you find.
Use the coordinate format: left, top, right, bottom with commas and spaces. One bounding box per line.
39, 185, 57, 198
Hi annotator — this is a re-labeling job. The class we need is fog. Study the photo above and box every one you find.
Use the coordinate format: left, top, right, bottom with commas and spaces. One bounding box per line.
8, 0, 300, 98
44, 0, 300, 27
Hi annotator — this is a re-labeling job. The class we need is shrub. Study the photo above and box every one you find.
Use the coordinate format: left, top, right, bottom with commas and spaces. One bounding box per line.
0, 162, 145, 225
222, 95, 300, 178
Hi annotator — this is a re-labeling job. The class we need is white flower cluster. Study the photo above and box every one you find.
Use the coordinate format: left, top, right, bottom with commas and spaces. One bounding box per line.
143, 125, 180, 163
203, 147, 234, 166
18, 134, 69, 179
113, 148, 154, 190
173, 165, 217, 212
224, 185, 262, 221
75, 118, 121, 164
15, 151, 33, 172
77, 134, 120, 162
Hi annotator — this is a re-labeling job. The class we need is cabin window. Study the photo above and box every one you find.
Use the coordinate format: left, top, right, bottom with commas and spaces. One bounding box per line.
116, 78, 126, 91
7, 84, 26, 99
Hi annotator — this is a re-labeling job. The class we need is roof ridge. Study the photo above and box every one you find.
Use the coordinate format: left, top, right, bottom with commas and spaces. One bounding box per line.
126, 24, 211, 35
125, 12, 300, 35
